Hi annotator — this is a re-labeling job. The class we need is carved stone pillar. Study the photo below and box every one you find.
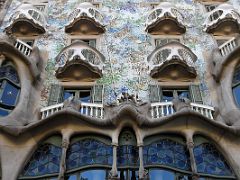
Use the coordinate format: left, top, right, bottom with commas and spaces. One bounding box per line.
186, 135, 199, 179
58, 137, 70, 180
109, 144, 119, 180
138, 145, 148, 180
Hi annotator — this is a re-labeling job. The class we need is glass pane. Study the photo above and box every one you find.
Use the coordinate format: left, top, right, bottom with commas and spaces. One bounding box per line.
149, 169, 175, 180
143, 139, 191, 171
79, 91, 91, 102
0, 81, 19, 106
233, 85, 240, 107
194, 143, 233, 176
178, 90, 190, 99
80, 170, 106, 180
64, 91, 75, 100
0, 108, 9, 117
67, 174, 77, 180
22, 143, 62, 177
162, 91, 173, 102
117, 145, 139, 167
66, 139, 112, 170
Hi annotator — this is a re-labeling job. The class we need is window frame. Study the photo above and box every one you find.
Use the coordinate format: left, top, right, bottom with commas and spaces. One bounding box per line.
151, 35, 183, 48
202, 2, 221, 13
32, 2, 48, 14
214, 36, 235, 48
16, 36, 36, 47
63, 87, 92, 103
67, 35, 100, 49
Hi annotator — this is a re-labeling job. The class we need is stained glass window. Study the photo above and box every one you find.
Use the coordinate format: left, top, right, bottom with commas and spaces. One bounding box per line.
232, 65, 240, 107
143, 139, 191, 171
66, 139, 112, 170
19, 136, 62, 179
0, 61, 20, 117
118, 129, 139, 167
117, 145, 139, 167
194, 143, 234, 176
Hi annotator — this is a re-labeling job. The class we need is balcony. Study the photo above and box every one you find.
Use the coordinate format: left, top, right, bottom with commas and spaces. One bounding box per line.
5, 3, 46, 36
145, 2, 185, 35
147, 41, 197, 81
55, 40, 105, 81
40, 101, 214, 120
65, 2, 105, 35
203, 4, 240, 35
14, 39, 33, 56
218, 36, 240, 56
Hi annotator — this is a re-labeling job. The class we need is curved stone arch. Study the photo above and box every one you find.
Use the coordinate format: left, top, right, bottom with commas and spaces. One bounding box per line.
18, 133, 63, 179
192, 133, 237, 179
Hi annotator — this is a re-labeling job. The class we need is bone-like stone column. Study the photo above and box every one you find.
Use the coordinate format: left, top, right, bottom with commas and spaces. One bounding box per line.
186, 132, 199, 180
0, 54, 5, 66
109, 143, 118, 179
58, 135, 70, 180
138, 145, 146, 179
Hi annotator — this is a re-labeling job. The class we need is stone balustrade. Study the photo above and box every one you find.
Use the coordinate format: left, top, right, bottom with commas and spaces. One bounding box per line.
219, 37, 238, 56
40, 101, 215, 120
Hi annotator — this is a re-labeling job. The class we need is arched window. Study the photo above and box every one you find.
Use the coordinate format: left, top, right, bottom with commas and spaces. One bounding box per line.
193, 136, 235, 179
117, 128, 139, 180
65, 136, 112, 180
0, 60, 20, 117
143, 135, 192, 179
232, 64, 240, 107
19, 135, 62, 179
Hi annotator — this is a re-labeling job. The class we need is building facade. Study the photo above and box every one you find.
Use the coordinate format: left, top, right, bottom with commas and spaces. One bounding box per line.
0, 0, 240, 179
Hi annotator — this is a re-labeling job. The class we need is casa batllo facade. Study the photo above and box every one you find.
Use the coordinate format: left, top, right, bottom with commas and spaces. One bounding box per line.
0, 0, 240, 179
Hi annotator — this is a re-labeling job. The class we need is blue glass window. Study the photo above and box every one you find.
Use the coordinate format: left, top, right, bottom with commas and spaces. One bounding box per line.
233, 65, 240, 107
0, 63, 20, 117
143, 139, 191, 171
193, 143, 234, 176
0, 81, 19, 106
64, 89, 91, 102
66, 169, 108, 180
117, 145, 139, 167
149, 169, 175, 180
21, 143, 62, 177
66, 139, 112, 170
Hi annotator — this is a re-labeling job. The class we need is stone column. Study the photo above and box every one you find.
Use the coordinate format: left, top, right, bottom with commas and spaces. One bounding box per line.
109, 143, 119, 180
138, 144, 147, 180
58, 136, 70, 180
186, 133, 199, 180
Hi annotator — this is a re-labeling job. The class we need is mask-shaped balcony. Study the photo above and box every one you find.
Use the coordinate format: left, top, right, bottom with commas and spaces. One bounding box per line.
203, 4, 240, 35
145, 2, 185, 35
65, 2, 105, 35
148, 41, 197, 81
5, 3, 46, 36
55, 41, 105, 82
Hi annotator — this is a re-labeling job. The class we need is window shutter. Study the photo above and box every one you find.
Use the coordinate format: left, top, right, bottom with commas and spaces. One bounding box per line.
189, 84, 203, 104
48, 84, 64, 106
92, 84, 104, 103
149, 84, 162, 102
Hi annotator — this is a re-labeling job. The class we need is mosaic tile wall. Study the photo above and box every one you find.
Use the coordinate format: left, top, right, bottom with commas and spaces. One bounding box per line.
2, 0, 240, 107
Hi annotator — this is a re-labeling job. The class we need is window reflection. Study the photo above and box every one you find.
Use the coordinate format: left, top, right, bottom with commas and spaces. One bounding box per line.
66, 169, 108, 180
149, 169, 175, 180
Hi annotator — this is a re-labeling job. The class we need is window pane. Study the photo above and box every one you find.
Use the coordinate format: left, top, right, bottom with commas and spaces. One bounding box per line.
162, 91, 173, 102
233, 85, 240, 107
64, 91, 75, 100
79, 91, 91, 102
149, 169, 175, 180
80, 170, 106, 180
66, 174, 77, 180
0, 108, 9, 117
0, 82, 19, 106
193, 143, 233, 176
